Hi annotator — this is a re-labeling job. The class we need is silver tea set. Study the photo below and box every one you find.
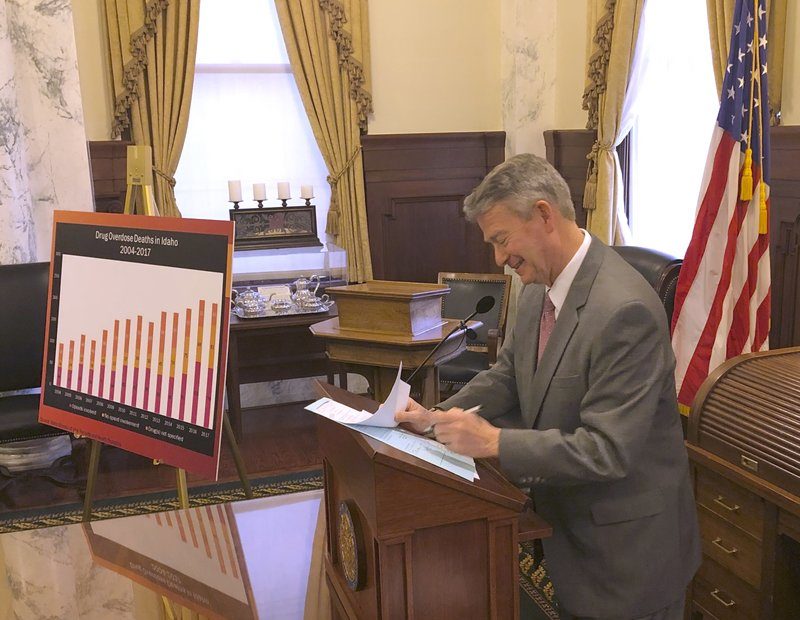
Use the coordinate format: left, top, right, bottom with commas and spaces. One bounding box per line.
233, 274, 332, 317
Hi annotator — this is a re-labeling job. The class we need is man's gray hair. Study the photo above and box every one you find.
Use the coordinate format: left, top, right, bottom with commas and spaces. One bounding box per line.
463, 153, 576, 222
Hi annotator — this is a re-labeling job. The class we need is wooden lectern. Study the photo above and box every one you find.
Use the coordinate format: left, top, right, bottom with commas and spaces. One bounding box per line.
315, 382, 551, 619
311, 281, 479, 407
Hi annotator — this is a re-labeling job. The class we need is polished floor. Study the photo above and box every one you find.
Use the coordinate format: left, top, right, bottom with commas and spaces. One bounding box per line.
0, 489, 323, 619
0, 402, 320, 514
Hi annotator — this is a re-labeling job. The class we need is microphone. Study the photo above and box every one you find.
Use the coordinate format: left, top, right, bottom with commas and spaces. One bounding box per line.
405, 295, 496, 386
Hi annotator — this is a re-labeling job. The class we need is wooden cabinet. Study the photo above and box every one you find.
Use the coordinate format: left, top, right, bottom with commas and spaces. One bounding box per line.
687, 347, 800, 619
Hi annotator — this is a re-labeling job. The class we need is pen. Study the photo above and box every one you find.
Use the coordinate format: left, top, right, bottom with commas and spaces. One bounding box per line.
423, 405, 482, 437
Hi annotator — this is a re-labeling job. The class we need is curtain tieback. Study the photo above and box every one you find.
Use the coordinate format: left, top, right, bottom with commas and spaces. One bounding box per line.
325, 145, 361, 237
326, 145, 362, 191
583, 141, 613, 211
328, 144, 361, 191
153, 166, 176, 188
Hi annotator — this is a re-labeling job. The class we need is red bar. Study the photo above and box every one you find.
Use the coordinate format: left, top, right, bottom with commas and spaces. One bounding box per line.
217, 504, 240, 580
191, 301, 205, 425
155, 312, 167, 414
122, 319, 131, 404
167, 312, 179, 417
144, 321, 154, 411
174, 511, 187, 543
179, 308, 192, 422
57, 342, 64, 387
206, 505, 227, 575
204, 303, 219, 428
197, 507, 212, 558
132, 315, 143, 407
88, 339, 96, 395
67, 340, 75, 389
185, 510, 199, 548
110, 320, 120, 401
99, 330, 108, 399
77, 334, 86, 392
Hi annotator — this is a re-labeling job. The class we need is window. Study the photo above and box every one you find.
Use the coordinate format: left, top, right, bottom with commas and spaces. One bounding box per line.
174, 0, 330, 238
627, 0, 719, 258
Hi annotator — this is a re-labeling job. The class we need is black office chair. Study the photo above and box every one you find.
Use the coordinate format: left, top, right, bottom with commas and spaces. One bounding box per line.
0, 262, 79, 497
437, 272, 512, 397
611, 245, 682, 324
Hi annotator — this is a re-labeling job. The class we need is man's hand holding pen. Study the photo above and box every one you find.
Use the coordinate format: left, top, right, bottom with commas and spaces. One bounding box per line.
395, 398, 501, 458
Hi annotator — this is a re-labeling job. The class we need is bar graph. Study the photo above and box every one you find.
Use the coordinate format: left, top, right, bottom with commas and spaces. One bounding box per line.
50, 254, 225, 431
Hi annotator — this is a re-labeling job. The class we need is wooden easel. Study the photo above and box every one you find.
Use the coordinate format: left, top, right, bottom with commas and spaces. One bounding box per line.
123, 145, 160, 217
82, 412, 252, 520
82, 146, 251, 521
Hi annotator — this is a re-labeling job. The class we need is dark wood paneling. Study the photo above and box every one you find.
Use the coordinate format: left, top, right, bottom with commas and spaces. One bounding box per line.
88, 140, 131, 213
363, 132, 505, 283
769, 125, 800, 348
544, 129, 596, 229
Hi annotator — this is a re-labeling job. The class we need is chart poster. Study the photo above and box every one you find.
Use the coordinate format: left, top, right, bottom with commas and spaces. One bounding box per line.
39, 211, 234, 480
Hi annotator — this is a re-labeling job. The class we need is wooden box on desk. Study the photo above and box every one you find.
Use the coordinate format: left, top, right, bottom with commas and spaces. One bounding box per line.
325, 280, 450, 336
314, 382, 551, 620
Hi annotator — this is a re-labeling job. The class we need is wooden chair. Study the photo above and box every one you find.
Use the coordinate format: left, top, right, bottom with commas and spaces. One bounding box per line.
437, 272, 512, 398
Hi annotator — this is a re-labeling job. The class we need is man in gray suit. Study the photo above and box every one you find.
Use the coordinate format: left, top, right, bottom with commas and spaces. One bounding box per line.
397, 154, 700, 619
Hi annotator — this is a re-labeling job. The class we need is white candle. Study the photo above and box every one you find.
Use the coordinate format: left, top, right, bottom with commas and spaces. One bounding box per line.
277, 181, 291, 200
228, 180, 242, 202
253, 183, 267, 201
300, 184, 314, 199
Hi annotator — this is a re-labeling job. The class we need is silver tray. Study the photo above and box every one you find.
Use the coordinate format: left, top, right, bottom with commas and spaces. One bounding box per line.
232, 302, 333, 319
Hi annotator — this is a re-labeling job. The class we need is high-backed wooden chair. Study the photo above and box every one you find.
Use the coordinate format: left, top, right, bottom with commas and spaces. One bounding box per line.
437, 272, 512, 397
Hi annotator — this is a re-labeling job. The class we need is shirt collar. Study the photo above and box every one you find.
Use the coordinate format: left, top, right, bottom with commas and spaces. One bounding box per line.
546, 230, 591, 319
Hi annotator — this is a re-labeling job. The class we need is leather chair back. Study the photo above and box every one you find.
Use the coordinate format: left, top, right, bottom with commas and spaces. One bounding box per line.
0, 262, 50, 391
611, 246, 682, 323
438, 272, 512, 351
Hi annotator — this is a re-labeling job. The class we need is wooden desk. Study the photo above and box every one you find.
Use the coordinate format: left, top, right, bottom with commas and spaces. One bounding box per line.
309, 317, 477, 407
226, 309, 343, 438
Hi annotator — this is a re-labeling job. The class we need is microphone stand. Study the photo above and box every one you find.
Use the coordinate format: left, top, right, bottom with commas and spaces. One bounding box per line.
405, 310, 479, 386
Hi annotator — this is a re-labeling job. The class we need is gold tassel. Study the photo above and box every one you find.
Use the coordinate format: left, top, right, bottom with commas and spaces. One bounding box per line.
678, 403, 691, 417
759, 181, 768, 234
739, 148, 753, 200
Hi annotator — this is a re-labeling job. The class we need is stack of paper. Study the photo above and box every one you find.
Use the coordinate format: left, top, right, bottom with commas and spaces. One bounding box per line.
305, 366, 478, 481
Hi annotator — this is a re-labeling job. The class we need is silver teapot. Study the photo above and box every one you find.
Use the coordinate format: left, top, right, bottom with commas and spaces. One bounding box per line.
233, 288, 267, 316
290, 274, 331, 310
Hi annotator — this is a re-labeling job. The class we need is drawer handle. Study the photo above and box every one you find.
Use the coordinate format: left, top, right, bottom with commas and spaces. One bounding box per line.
712, 537, 738, 555
710, 588, 736, 608
713, 495, 740, 513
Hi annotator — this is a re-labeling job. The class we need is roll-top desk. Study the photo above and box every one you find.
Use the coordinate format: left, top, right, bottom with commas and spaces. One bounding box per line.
687, 347, 800, 619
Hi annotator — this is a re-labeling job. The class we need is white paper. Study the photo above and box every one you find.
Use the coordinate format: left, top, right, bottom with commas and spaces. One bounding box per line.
305, 397, 372, 424
355, 364, 410, 427
351, 425, 477, 481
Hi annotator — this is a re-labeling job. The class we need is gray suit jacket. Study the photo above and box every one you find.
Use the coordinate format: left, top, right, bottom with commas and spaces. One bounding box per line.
440, 238, 701, 618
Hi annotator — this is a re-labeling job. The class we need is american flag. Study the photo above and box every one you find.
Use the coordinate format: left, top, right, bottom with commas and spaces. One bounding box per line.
671, 0, 771, 412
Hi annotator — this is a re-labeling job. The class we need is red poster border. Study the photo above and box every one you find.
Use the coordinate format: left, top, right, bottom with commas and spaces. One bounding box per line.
39, 211, 234, 480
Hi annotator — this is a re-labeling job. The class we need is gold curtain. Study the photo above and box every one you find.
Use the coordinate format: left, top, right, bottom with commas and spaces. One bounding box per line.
706, 0, 787, 125
105, 0, 200, 217
275, 0, 374, 282
582, 0, 644, 245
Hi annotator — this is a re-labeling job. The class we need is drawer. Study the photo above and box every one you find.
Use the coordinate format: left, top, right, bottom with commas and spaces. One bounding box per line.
698, 506, 762, 588
693, 557, 760, 619
695, 467, 763, 540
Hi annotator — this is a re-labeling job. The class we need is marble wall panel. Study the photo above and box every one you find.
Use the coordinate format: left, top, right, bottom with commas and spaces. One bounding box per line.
0, 0, 93, 264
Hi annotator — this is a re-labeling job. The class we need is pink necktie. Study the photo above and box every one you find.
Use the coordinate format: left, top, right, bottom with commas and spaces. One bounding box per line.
537, 293, 556, 363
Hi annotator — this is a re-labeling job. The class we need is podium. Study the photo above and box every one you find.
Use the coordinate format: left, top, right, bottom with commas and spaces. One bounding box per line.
311, 280, 480, 407
315, 382, 551, 619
